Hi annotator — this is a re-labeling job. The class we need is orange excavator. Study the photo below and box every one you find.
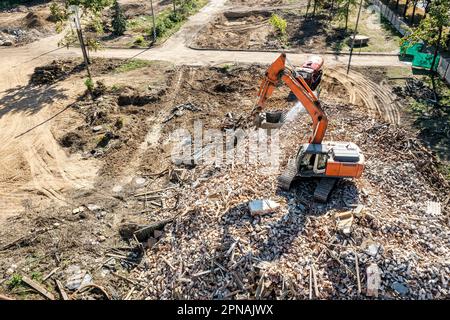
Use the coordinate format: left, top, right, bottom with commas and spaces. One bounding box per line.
253, 53, 365, 202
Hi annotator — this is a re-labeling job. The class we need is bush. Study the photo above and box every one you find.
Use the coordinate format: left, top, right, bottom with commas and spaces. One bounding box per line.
269, 14, 287, 36
111, 0, 126, 36
84, 77, 94, 92
134, 35, 145, 45
7, 274, 23, 289
49, 2, 67, 23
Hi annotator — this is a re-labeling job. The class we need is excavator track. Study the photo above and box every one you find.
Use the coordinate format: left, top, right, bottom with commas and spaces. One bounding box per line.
277, 159, 298, 191
314, 178, 338, 202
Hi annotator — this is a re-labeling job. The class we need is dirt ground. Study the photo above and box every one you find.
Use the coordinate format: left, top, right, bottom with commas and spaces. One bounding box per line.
0, 57, 448, 300
193, 8, 400, 53
0, 3, 54, 46
228, 0, 288, 5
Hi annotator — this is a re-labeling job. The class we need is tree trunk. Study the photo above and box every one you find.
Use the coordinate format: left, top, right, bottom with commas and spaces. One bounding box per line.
330, 0, 335, 20
305, 0, 311, 19
403, 0, 410, 18
430, 26, 442, 73
424, 0, 431, 18
150, 0, 156, 42
395, 0, 400, 10
313, 0, 317, 17
173, 0, 176, 13
345, 1, 350, 30
410, 1, 417, 24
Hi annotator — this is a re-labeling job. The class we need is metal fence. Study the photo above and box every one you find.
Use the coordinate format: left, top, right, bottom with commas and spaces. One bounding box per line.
370, 0, 450, 84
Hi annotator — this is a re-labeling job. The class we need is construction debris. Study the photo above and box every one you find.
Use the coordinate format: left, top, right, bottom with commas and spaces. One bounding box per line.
248, 199, 281, 216
162, 103, 201, 123
65, 266, 93, 291
366, 264, 381, 298
22, 276, 55, 300
0, 64, 448, 300
334, 211, 354, 235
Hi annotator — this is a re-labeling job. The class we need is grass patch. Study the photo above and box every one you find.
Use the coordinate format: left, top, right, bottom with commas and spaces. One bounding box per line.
31, 271, 43, 282
126, 0, 208, 46
115, 59, 153, 73
331, 4, 401, 52
6, 274, 23, 289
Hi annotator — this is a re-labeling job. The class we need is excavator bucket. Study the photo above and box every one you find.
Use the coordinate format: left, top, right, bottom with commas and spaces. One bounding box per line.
254, 111, 286, 129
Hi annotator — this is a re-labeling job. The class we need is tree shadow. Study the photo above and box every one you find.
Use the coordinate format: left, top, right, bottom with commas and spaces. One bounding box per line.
289, 13, 349, 54
0, 82, 69, 120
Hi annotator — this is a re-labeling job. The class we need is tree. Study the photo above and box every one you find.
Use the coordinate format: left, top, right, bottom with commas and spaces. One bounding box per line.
403, 0, 410, 18
336, 0, 357, 30
403, 0, 450, 72
50, 0, 113, 51
410, 0, 419, 24
111, 0, 126, 36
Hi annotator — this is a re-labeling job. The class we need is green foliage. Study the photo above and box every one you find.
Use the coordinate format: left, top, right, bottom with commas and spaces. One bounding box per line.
31, 271, 43, 282
153, 0, 206, 40
403, 0, 450, 49
52, 0, 113, 51
155, 10, 184, 38
49, 2, 68, 23
84, 77, 94, 92
134, 35, 144, 44
65, 0, 112, 14
111, 0, 126, 36
335, 0, 358, 28
7, 274, 23, 289
115, 59, 153, 73
269, 14, 287, 36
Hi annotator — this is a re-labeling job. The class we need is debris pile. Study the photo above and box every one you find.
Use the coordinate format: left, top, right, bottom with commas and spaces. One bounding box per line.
393, 78, 437, 102
121, 102, 449, 300
30, 60, 78, 85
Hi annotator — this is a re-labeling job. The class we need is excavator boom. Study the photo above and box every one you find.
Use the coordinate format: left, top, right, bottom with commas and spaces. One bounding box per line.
255, 53, 328, 144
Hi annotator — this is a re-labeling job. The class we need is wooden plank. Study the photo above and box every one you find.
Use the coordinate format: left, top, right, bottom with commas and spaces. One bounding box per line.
43, 267, 60, 282
55, 279, 69, 300
0, 294, 14, 300
22, 276, 55, 300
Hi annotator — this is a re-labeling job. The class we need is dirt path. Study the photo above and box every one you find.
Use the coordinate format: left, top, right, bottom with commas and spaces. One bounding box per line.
0, 0, 406, 223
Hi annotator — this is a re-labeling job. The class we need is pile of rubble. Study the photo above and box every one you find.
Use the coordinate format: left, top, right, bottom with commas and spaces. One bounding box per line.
30, 60, 79, 85
120, 102, 449, 300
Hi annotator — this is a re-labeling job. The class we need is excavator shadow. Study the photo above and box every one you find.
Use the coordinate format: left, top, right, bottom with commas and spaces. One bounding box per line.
218, 178, 360, 266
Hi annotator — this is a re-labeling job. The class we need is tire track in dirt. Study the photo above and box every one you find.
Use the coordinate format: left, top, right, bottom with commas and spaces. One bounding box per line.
112, 68, 186, 191
324, 67, 401, 125
0, 59, 100, 223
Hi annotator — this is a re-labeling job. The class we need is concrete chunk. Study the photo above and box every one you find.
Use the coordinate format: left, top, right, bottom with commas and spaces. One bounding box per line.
249, 199, 280, 216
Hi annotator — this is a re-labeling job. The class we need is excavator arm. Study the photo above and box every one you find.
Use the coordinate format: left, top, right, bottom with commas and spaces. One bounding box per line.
255, 53, 328, 144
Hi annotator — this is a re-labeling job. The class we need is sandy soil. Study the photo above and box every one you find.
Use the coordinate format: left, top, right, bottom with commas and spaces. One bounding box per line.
0, 3, 54, 46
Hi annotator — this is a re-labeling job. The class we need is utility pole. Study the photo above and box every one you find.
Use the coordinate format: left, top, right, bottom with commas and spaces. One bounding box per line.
346, 0, 364, 74
150, 0, 157, 43
69, 5, 91, 78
